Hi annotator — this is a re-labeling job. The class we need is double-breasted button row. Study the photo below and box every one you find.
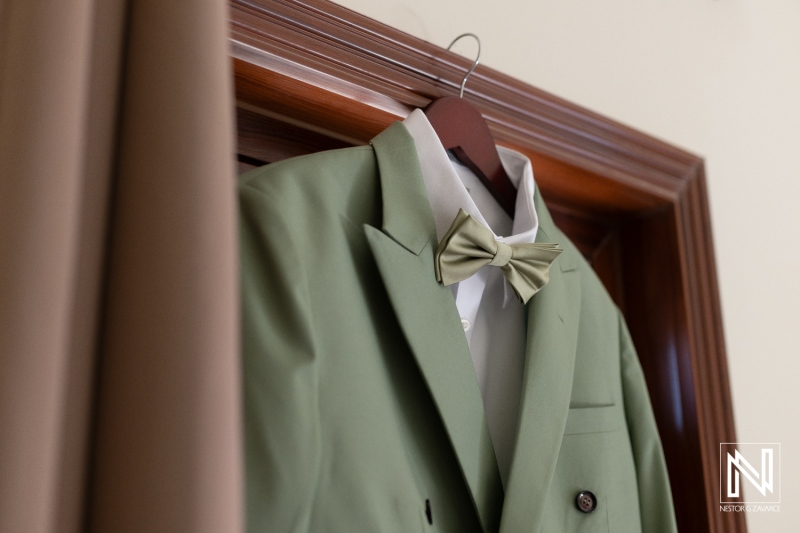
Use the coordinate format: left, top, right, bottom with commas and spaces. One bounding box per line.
424, 490, 597, 525
575, 490, 597, 513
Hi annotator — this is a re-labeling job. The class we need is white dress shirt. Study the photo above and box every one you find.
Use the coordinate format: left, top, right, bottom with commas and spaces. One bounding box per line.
402, 109, 539, 488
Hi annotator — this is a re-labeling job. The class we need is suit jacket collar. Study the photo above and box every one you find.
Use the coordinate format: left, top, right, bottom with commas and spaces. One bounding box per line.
367, 121, 504, 531
367, 121, 582, 532
499, 191, 582, 533
369, 120, 434, 255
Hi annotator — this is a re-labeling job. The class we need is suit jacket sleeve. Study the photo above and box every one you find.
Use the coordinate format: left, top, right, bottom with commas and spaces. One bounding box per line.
619, 310, 679, 532
240, 182, 320, 532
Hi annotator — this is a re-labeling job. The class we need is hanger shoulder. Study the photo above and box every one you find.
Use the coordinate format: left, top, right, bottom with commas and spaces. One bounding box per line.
424, 96, 517, 217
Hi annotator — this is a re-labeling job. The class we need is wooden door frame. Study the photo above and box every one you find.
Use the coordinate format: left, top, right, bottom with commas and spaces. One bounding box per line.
230, 1, 744, 531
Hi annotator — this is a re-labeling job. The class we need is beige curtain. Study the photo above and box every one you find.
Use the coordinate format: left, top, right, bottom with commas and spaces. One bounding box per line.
0, 1, 242, 532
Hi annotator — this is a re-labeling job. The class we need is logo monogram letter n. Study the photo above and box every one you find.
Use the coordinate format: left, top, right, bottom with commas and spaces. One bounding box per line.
727, 448, 774, 497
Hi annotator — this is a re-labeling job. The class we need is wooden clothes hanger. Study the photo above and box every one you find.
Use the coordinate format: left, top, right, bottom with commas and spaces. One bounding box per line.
424, 33, 517, 217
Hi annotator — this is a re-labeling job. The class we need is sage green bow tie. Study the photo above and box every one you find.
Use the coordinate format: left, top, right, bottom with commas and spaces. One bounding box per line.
434, 208, 562, 304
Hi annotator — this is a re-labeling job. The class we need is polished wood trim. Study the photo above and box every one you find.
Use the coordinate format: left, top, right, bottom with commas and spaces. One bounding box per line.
230, 1, 743, 531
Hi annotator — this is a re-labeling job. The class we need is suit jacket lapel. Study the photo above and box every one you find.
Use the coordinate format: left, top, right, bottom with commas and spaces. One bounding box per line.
499, 191, 582, 533
365, 122, 503, 532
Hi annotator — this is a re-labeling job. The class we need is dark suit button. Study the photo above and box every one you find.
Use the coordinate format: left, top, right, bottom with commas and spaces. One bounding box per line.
575, 490, 597, 513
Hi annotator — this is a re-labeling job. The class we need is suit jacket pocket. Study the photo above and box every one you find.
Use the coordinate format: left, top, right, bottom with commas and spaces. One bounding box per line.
564, 405, 619, 435
541, 407, 621, 532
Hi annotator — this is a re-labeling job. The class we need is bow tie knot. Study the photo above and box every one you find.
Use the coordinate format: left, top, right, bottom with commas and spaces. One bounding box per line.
434, 208, 562, 304
489, 241, 513, 267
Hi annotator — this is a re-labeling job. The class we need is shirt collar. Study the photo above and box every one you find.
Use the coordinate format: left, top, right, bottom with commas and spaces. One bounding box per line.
402, 108, 539, 246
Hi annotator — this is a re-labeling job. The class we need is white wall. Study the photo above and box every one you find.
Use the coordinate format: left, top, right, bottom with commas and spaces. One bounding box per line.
335, 1, 800, 530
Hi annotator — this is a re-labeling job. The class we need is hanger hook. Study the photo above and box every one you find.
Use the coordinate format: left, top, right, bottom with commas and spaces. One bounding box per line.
447, 33, 481, 98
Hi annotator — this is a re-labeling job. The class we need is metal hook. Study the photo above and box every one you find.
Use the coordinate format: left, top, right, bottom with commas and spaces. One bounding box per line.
447, 33, 481, 98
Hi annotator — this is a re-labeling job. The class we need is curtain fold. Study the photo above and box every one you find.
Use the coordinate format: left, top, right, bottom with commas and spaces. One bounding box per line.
0, 1, 242, 531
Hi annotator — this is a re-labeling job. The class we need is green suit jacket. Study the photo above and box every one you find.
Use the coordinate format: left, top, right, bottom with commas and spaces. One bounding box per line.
239, 121, 678, 533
